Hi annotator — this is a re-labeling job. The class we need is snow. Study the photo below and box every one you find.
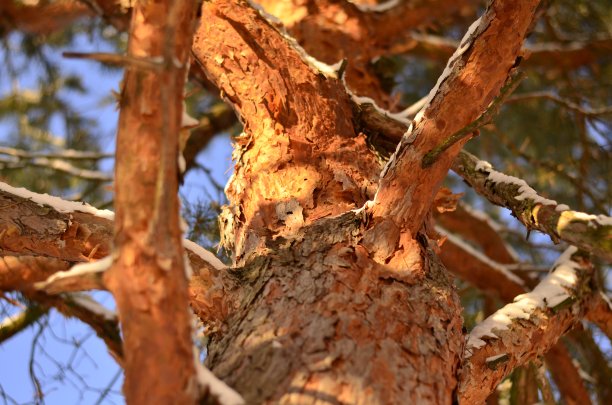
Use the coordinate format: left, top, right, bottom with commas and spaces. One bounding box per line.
485, 353, 508, 363
182, 111, 199, 128
475, 159, 493, 172
474, 160, 612, 226
438, 227, 525, 287
193, 348, 244, 405
68, 292, 117, 321
466, 247, 580, 356
247, 0, 341, 79
346, 89, 412, 126
349, 0, 400, 12
487, 170, 558, 206
42, 256, 113, 285
183, 239, 226, 270
460, 203, 502, 231
412, 17, 483, 125
178, 153, 186, 173
0, 181, 115, 220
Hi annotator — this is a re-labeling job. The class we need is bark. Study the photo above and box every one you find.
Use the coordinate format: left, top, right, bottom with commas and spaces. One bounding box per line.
256, 0, 479, 108
104, 0, 199, 403
193, 1, 464, 403
371, 0, 540, 233
206, 211, 464, 404
193, 0, 382, 265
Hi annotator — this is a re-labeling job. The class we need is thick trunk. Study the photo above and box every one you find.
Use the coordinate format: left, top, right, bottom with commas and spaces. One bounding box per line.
207, 212, 464, 404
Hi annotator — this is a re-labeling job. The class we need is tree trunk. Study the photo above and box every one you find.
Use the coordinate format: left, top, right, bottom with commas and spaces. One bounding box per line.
207, 211, 464, 404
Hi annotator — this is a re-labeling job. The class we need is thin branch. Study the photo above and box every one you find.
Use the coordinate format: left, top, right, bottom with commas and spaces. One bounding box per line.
452, 150, 612, 262
0, 304, 48, 343
0, 146, 113, 160
506, 91, 612, 116
0, 156, 112, 181
62, 51, 163, 71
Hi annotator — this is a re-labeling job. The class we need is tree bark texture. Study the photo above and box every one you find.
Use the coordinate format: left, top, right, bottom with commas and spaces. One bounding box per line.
106, 0, 199, 403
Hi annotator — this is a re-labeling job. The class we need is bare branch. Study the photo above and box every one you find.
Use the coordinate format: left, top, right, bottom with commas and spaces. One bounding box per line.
452, 150, 612, 262
0, 156, 112, 181
0, 147, 113, 160
507, 91, 612, 116
63, 51, 163, 71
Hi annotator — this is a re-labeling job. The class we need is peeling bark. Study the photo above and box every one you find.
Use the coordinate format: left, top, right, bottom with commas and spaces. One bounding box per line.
193, 0, 382, 264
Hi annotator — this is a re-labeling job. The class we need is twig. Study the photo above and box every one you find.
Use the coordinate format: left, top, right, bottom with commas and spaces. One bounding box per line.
507, 91, 612, 116
63, 52, 163, 71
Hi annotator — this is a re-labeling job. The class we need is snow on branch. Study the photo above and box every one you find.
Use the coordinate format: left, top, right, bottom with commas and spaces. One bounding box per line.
35, 256, 112, 294
458, 247, 595, 404
347, 0, 401, 13
453, 150, 612, 262
437, 226, 526, 302
0, 180, 115, 220
193, 347, 245, 405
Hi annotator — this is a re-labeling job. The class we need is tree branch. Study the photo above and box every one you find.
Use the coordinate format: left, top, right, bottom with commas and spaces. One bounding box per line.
458, 247, 594, 404
0, 303, 47, 343
585, 291, 612, 340
452, 150, 612, 262
371, 0, 541, 233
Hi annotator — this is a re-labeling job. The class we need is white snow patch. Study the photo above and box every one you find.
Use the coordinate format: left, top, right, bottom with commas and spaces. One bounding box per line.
349, 0, 400, 12
193, 348, 244, 405
43, 256, 113, 285
412, 17, 483, 125
438, 227, 525, 287
480, 166, 559, 207
0, 181, 115, 220
178, 153, 186, 173
485, 353, 508, 363
460, 203, 502, 232
555, 204, 570, 212
466, 246, 580, 356
247, 0, 341, 79
68, 292, 117, 321
475, 159, 493, 172
183, 239, 226, 271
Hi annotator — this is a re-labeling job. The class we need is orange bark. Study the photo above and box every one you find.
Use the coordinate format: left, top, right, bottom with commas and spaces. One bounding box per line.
372, 0, 540, 234
105, 0, 199, 403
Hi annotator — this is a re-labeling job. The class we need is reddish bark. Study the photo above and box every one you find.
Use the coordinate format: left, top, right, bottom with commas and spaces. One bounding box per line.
105, 0, 199, 403
257, 0, 478, 108
372, 0, 541, 234
193, 0, 382, 264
